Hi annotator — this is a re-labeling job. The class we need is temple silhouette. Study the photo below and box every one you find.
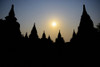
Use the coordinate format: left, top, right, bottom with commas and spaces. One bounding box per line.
0, 4, 100, 67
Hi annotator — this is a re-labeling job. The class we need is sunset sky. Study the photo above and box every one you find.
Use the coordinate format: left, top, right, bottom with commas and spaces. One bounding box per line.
0, 0, 100, 42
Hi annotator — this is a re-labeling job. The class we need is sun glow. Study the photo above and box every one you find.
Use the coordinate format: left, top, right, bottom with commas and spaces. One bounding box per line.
52, 21, 57, 27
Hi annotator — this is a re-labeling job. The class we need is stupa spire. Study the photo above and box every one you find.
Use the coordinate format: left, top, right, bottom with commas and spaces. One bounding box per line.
42, 31, 46, 38
9, 4, 15, 17
82, 4, 88, 16
29, 23, 39, 39
58, 30, 62, 38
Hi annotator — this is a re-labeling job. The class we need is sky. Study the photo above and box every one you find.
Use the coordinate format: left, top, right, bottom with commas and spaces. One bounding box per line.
0, 0, 100, 42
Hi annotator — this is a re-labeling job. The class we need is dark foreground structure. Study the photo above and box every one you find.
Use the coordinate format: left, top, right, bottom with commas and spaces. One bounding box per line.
0, 4, 100, 67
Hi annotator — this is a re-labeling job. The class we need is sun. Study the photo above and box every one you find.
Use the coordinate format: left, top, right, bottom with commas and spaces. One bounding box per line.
52, 22, 57, 27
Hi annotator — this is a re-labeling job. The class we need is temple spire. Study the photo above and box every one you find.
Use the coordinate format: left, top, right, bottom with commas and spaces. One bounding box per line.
58, 30, 62, 38
79, 4, 94, 29
25, 32, 28, 39
48, 35, 51, 40
5, 4, 17, 21
33, 23, 35, 28
42, 31, 46, 39
72, 30, 76, 37
32, 23, 37, 33
70, 29, 77, 42
83, 4, 88, 15
9, 4, 15, 17
29, 23, 39, 39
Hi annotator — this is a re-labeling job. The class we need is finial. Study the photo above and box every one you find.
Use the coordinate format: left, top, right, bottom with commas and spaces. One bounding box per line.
83, 4, 87, 14
58, 30, 60, 35
42, 31, 46, 38
83, 4, 86, 11
25, 32, 28, 38
72, 29, 76, 37
58, 30, 61, 38
48, 35, 51, 40
12, 4, 14, 8
34, 22, 35, 26
9, 4, 15, 17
